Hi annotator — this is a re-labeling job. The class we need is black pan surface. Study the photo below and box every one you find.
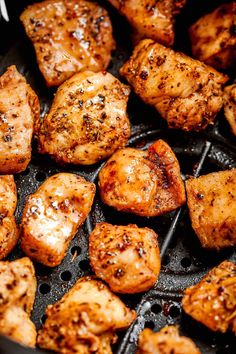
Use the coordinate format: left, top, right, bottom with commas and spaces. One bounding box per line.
0, 0, 236, 353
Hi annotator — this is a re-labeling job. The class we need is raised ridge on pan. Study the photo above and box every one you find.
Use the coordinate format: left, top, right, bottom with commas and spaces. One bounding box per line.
0, 0, 236, 353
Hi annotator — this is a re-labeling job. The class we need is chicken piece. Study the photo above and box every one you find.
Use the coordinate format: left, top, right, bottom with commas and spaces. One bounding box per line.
107, 0, 186, 47
20, 0, 115, 87
137, 326, 201, 354
0, 66, 40, 173
21, 173, 95, 267
89, 223, 160, 293
182, 261, 236, 334
38, 71, 130, 165
189, 3, 236, 70
0, 257, 37, 347
186, 169, 236, 249
99, 139, 186, 217
0, 307, 36, 348
224, 84, 236, 136
0, 175, 18, 260
37, 276, 136, 354
120, 39, 228, 131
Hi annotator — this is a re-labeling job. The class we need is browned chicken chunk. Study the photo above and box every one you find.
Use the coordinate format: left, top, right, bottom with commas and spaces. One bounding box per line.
186, 169, 236, 249
37, 276, 136, 354
120, 39, 228, 131
89, 223, 160, 293
99, 139, 186, 217
21, 173, 95, 267
189, 3, 236, 70
0, 175, 18, 260
0, 66, 40, 173
224, 84, 236, 136
20, 0, 115, 87
107, 0, 186, 47
0, 257, 37, 347
182, 261, 236, 334
137, 326, 201, 354
38, 71, 130, 165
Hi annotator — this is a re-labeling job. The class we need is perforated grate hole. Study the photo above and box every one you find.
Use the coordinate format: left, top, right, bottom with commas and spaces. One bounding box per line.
79, 260, 90, 271
151, 304, 162, 314
181, 257, 192, 268
60, 270, 72, 281
169, 305, 180, 318
71, 246, 82, 257
39, 283, 51, 295
35, 171, 47, 182
144, 320, 155, 330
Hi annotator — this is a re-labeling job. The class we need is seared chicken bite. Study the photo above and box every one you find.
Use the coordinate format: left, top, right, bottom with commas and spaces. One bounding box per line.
107, 0, 186, 47
38, 71, 130, 165
120, 39, 228, 131
137, 326, 201, 354
186, 169, 236, 249
0, 175, 18, 260
37, 276, 136, 354
189, 3, 236, 70
89, 223, 160, 293
20, 0, 115, 87
99, 139, 186, 217
182, 261, 236, 334
21, 173, 95, 267
224, 84, 236, 136
0, 66, 40, 173
0, 257, 37, 347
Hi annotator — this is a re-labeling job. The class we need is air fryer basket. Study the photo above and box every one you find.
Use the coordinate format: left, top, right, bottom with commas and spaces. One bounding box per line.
0, 0, 235, 353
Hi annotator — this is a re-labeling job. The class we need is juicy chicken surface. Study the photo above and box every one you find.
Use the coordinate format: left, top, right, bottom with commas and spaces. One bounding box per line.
0, 257, 37, 347
108, 0, 186, 46
89, 223, 160, 293
137, 326, 201, 354
37, 276, 136, 354
99, 139, 186, 217
182, 261, 236, 334
0, 66, 40, 173
38, 71, 131, 165
120, 39, 228, 131
186, 168, 236, 249
224, 84, 236, 136
21, 173, 95, 267
189, 3, 236, 70
20, 0, 115, 87
0, 175, 18, 260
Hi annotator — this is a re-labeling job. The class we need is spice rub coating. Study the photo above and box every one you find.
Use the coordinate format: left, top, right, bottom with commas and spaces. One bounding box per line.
20, 0, 115, 86
120, 39, 228, 131
99, 139, 186, 217
21, 173, 95, 267
89, 223, 160, 293
38, 71, 130, 165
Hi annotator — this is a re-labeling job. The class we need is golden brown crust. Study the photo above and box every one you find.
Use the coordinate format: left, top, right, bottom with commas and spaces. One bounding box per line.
20, 173, 96, 267
137, 326, 201, 354
89, 223, 160, 293
0, 66, 40, 173
186, 169, 236, 249
182, 261, 236, 334
189, 3, 236, 70
20, 0, 115, 87
0, 257, 37, 347
0, 175, 18, 260
38, 71, 131, 165
108, 0, 186, 46
224, 84, 236, 136
99, 139, 186, 217
120, 39, 228, 131
37, 276, 136, 353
